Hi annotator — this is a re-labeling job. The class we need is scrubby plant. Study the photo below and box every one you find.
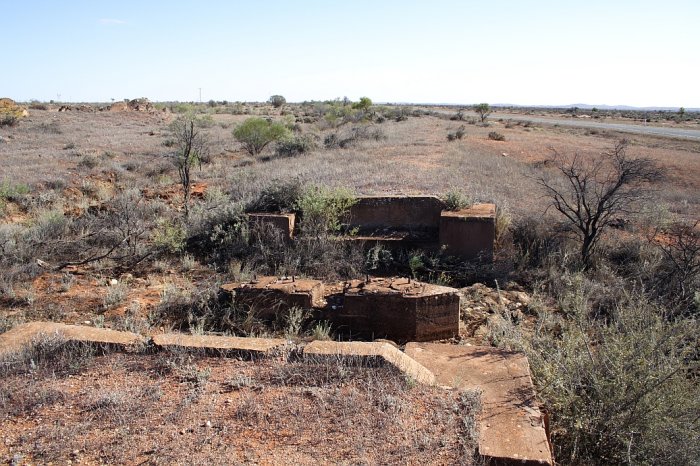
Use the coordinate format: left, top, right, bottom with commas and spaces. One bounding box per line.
168, 114, 211, 218
443, 190, 471, 211
268, 95, 286, 108
488, 131, 505, 141
233, 117, 290, 157
275, 134, 317, 158
473, 103, 491, 123
447, 125, 466, 141
295, 186, 356, 234
537, 139, 663, 269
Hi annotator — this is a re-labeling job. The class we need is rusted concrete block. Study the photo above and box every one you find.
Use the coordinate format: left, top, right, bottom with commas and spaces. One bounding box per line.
247, 212, 295, 240
304, 340, 436, 385
152, 333, 286, 356
329, 278, 459, 342
348, 195, 445, 233
439, 203, 496, 260
221, 276, 325, 320
405, 343, 553, 465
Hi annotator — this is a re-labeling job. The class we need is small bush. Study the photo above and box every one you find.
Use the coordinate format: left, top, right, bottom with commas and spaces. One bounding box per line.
246, 179, 304, 213
152, 219, 187, 253
233, 117, 291, 157
77, 155, 100, 169
447, 125, 466, 141
0, 115, 19, 127
323, 125, 385, 149
443, 190, 471, 211
295, 186, 356, 233
488, 131, 505, 141
275, 134, 317, 158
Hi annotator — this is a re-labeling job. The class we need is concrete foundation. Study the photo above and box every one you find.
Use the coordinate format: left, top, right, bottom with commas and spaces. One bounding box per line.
222, 277, 325, 320
439, 203, 496, 260
327, 277, 459, 342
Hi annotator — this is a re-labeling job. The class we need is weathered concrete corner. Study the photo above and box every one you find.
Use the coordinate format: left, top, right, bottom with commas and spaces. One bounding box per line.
405, 342, 553, 465
304, 340, 436, 386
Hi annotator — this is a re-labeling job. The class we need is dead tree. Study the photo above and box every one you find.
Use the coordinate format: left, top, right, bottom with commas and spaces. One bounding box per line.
169, 115, 210, 219
537, 139, 663, 270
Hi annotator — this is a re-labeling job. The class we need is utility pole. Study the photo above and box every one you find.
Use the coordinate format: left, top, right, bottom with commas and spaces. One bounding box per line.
198, 88, 202, 103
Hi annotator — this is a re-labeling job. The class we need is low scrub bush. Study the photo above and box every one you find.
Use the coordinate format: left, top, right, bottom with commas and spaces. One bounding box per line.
275, 134, 317, 158
443, 190, 471, 211
323, 125, 385, 149
488, 131, 505, 141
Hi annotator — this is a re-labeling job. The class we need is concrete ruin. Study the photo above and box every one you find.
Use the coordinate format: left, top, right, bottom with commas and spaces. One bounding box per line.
328, 277, 459, 342
221, 276, 460, 343
0, 321, 553, 465
247, 212, 296, 240
221, 276, 325, 321
246, 195, 496, 261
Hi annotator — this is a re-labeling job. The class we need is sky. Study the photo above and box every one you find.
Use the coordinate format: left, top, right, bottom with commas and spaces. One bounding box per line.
3, 0, 699, 107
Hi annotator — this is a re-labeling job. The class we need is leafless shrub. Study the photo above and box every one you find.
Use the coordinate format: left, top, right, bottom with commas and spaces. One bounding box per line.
537, 139, 664, 269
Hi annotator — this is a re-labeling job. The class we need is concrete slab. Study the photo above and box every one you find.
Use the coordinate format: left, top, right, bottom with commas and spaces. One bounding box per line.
152, 333, 286, 356
304, 340, 436, 386
405, 342, 553, 465
0, 321, 146, 359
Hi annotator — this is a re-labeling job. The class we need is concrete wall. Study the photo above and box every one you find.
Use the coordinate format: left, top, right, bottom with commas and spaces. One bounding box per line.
348, 196, 446, 232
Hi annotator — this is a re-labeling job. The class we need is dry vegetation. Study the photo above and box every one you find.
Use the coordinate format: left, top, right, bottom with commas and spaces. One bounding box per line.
1, 99, 699, 464
0, 338, 480, 465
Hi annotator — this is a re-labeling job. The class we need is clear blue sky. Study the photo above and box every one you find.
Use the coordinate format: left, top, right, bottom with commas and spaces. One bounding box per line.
4, 0, 699, 107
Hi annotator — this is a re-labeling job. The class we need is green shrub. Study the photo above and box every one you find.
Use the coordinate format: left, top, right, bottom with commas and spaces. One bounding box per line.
268, 95, 286, 108
447, 125, 466, 141
295, 186, 356, 234
247, 179, 304, 213
152, 219, 187, 253
275, 134, 317, 158
233, 117, 291, 157
529, 293, 699, 464
488, 131, 505, 141
443, 190, 471, 211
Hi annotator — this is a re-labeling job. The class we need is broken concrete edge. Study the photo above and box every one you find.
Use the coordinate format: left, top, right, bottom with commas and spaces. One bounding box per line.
0, 322, 438, 386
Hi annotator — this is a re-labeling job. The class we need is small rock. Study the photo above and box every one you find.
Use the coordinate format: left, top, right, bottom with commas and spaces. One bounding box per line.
110, 279, 119, 286
205, 420, 212, 428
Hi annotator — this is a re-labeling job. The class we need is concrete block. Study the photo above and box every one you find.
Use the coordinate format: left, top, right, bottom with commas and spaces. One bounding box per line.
247, 212, 295, 240
0, 322, 146, 360
329, 278, 459, 342
222, 277, 325, 321
439, 203, 496, 260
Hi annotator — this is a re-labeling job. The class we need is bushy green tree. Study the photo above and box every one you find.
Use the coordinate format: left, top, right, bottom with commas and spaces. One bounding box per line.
268, 95, 286, 108
473, 103, 491, 123
352, 97, 372, 111
233, 117, 290, 157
